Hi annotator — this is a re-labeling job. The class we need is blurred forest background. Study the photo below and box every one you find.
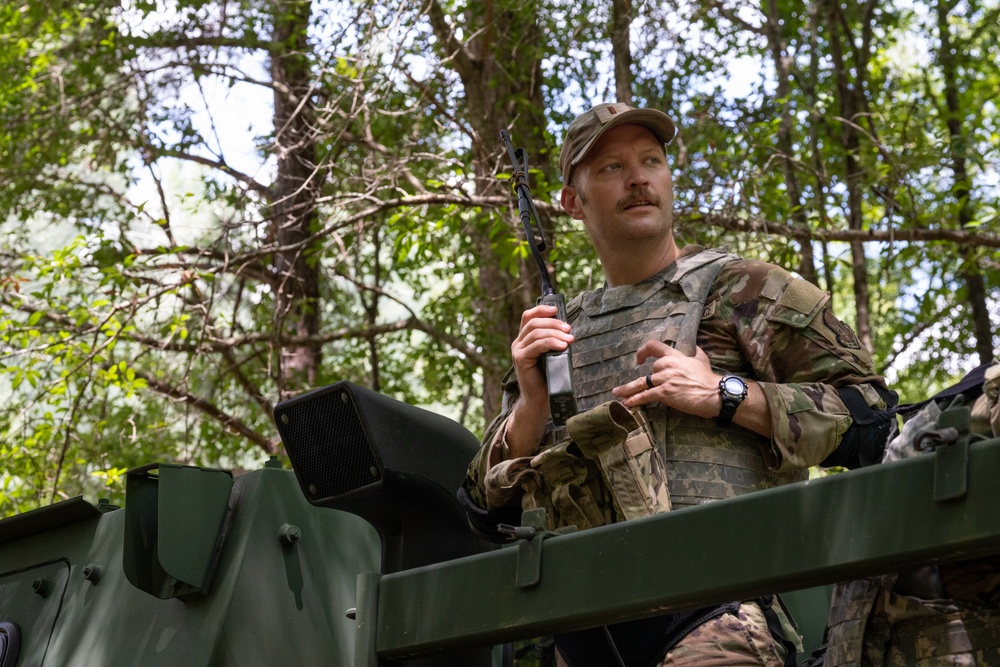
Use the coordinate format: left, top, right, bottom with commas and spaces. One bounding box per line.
1, 0, 998, 514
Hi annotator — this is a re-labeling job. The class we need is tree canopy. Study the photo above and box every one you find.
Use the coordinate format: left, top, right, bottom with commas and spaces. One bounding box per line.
1, 0, 998, 514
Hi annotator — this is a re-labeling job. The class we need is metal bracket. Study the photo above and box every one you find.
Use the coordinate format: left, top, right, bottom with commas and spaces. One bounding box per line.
500, 508, 576, 589
929, 407, 971, 502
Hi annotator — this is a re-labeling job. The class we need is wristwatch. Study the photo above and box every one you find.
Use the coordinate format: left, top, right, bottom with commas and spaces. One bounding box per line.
717, 375, 748, 424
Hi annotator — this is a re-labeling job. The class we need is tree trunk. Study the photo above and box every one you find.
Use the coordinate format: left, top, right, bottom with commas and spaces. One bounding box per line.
807, 0, 835, 292
826, 0, 874, 354
428, 0, 550, 420
270, 0, 323, 398
611, 0, 634, 104
936, 0, 995, 365
762, 0, 816, 284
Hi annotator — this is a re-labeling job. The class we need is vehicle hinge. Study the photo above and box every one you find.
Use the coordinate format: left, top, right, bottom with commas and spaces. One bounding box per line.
920, 406, 971, 502
499, 508, 576, 589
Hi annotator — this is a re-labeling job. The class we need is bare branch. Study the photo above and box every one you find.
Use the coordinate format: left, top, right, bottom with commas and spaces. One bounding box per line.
681, 211, 1000, 248
128, 34, 272, 54
135, 369, 278, 454
157, 149, 273, 198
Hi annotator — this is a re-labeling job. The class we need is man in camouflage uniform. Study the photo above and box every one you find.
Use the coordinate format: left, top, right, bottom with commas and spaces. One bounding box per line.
461, 103, 896, 667
823, 362, 1000, 666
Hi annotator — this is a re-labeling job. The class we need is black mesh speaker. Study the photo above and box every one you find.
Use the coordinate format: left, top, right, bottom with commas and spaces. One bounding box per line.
274, 381, 483, 572
276, 383, 492, 667
275, 383, 383, 500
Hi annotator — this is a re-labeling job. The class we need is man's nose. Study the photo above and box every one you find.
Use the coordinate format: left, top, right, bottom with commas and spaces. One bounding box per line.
624, 161, 649, 188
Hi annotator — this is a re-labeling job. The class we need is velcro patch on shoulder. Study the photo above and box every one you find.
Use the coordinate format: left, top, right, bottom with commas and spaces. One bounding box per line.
766, 277, 829, 328
760, 271, 788, 301
779, 278, 828, 314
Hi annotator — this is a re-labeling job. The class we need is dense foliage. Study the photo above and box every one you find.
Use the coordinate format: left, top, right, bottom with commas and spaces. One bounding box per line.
1, 0, 997, 513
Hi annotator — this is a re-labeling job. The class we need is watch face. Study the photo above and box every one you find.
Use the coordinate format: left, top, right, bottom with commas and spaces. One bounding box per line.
723, 376, 746, 396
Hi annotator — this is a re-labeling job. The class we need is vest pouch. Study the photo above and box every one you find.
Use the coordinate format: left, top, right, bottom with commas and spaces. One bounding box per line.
886, 606, 1000, 665
824, 576, 892, 667
523, 440, 609, 531
482, 457, 541, 510
567, 401, 672, 522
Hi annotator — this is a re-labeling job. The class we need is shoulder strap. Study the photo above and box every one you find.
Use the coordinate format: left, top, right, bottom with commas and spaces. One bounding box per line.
673, 250, 738, 356
565, 292, 584, 323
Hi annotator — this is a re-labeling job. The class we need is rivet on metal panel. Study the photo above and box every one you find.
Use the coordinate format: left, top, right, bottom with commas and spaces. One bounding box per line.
278, 523, 302, 546
82, 564, 103, 584
345, 607, 357, 620
31, 578, 50, 597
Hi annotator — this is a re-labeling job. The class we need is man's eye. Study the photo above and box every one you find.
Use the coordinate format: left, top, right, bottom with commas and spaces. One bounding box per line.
603, 163, 621, 172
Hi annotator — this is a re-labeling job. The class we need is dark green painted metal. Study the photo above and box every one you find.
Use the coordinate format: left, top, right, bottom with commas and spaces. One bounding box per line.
0, 497, 100, 546
157, 464, 234, 591
373, 437, 1000, 659
355, 572, 382, 667
122, 464, 235, 598
0, 561, 70, 666
5, 410, 1000, 665
0, 465, 379, 666
778, 584, 833, 656
515, 509, 547, 589
934, 407, 971, 501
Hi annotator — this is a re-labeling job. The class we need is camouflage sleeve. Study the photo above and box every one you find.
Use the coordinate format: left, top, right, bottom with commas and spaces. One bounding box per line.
464, 367, 546, 511
703, 260, 893, 471
464, 380, 514, 510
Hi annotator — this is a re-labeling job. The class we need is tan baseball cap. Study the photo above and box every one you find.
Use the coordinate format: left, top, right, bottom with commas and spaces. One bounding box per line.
559, 102, 677, 185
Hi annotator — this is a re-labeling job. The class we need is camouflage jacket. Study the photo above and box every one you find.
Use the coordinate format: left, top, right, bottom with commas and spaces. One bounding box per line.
466, 245, 892, 512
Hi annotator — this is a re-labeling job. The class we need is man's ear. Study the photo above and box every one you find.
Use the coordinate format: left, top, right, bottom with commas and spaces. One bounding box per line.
561, 186, 585, 220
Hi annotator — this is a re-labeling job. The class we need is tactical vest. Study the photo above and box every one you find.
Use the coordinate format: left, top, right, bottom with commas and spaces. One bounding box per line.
566, 247, 807, 508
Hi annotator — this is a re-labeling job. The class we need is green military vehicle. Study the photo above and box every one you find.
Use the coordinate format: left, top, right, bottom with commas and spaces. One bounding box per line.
2, 380, 998, 666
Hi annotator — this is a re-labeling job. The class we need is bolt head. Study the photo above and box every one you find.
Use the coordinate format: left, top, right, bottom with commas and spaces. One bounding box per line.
278, 523, 302, 545
82, 564, 103, 584
32, 578, 50, 596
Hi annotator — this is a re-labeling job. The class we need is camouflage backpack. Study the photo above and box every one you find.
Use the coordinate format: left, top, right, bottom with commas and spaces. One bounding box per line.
817, 360, 1000, 667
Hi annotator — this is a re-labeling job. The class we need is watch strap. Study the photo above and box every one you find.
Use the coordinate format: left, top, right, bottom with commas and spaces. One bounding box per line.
718, 376, 748, 424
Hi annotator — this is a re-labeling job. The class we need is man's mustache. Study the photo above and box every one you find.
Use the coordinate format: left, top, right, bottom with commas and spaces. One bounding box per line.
616, 190, 662, 212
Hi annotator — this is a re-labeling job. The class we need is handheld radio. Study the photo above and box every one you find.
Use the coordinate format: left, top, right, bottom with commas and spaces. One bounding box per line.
500, 130, 577, 426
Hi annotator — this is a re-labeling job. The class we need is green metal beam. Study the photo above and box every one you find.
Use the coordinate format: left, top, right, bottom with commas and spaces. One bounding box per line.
374, 437, 1000, 659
